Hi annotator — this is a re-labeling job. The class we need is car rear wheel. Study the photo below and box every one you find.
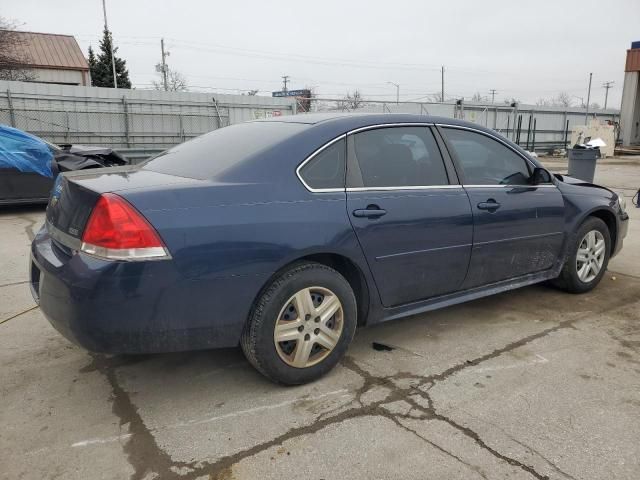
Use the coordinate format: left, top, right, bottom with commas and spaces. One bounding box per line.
241, 262, 357, 385
555, 217, 611, 293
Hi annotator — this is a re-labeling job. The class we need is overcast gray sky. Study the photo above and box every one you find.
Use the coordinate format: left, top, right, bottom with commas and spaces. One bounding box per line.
3, 0, 639, 106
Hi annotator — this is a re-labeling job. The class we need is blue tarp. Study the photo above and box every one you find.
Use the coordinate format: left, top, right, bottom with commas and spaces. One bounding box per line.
0, 125, 54, 178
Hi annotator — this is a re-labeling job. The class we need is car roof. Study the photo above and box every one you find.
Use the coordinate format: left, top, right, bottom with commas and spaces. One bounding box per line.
256, 112, 541, 170
257, 112, 497, 135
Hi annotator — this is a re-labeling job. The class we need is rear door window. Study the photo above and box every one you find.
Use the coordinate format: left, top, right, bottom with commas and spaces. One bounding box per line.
441, 128, 531, 185
347, 127, 449, 188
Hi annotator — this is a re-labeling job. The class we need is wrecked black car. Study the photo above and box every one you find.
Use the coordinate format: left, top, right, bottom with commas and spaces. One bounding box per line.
0, 125, 127, 205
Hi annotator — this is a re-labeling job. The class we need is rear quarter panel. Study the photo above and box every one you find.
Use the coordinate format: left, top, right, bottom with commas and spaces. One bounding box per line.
119, 181, 377, 340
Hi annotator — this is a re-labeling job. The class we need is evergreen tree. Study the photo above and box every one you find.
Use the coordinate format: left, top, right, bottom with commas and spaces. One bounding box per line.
89, 29, 131, 88
87, 46, 97, 72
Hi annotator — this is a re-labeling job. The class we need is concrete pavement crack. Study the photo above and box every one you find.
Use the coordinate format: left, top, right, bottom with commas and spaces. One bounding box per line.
387, 414, 489, 479
19, 215, 38, 242
81, 354, 199, 480
0, 280, 30, 288
86, 285, 640, 480
0, 305, 39, 326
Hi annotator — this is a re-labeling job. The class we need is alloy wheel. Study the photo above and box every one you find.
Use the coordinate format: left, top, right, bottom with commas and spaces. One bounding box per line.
273, 286, 344, 368
576, 230, 606, 283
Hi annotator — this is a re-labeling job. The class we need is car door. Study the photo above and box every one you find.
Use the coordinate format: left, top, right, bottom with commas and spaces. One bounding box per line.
438, 126, 565, 289
346, 125, 473, 307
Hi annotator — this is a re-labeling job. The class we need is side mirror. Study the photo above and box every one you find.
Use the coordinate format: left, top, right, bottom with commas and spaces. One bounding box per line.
530, 167, 552, 185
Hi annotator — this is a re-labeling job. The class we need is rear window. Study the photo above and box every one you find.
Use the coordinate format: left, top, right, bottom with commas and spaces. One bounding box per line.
142, 121, 308, 180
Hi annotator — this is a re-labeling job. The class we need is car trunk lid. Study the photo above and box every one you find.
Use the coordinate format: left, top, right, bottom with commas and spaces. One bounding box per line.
46, 167, 198, 244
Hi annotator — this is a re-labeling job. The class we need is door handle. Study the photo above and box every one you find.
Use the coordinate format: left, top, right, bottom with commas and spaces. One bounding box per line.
477, 200, 501, 211
353, 207, 387, 218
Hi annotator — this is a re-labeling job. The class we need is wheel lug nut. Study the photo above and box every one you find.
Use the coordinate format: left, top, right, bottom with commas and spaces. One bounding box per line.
314, 328, 320, 335
298, 326, 304, 332
305, 314, 311, 321
314, 317, 320, 323
304, 333, 311, 341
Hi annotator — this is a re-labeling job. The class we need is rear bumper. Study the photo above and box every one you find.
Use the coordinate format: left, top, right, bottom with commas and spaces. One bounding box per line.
30, 226, 263, 354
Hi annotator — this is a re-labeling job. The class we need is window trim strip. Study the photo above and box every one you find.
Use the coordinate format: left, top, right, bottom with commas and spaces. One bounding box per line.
295, 122, 555, 193
295, 133, 347, 193
346, 185, 463, 192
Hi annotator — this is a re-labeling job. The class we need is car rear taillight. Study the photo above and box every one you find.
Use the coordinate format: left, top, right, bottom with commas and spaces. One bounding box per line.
80, 193, 170, 261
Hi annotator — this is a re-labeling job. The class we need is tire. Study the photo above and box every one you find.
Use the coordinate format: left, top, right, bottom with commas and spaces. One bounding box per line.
241, 261, 357, 385
554, 217, 611, 293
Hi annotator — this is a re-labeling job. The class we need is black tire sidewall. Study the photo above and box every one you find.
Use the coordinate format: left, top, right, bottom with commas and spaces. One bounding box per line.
563, 217, 611, 293
245, 263, 357, 385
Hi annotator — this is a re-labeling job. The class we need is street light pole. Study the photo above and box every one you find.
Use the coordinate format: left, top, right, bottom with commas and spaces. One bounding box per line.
160, 38, 169, 91
602, 81, 614, 110
387, 82, 399, 104
584, 72, 592, 124
102, 0, 118, 89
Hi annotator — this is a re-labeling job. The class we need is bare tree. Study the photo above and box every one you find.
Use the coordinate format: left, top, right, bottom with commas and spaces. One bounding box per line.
0, 17, 36, 81
535, 98, 552, 107
554, 92, 572, 107
336, 90, 365, 111
152, 68, 188, 92
471, 92, 485, 102
347, 90, 365, 109
589, 102, 601, 110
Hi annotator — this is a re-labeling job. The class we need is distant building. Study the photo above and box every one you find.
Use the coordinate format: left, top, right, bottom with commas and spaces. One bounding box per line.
10, 31, 90, 86
620, 41, 640, 146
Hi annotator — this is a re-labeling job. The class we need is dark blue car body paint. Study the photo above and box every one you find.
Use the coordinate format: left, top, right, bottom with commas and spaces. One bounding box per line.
30, 114, 629, 354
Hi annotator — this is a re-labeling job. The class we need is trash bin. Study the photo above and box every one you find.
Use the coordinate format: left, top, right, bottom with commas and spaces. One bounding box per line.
567, 148, 599, 182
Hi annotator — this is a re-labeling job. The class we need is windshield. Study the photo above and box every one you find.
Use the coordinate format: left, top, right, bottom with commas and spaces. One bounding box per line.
142, 121, 308, 180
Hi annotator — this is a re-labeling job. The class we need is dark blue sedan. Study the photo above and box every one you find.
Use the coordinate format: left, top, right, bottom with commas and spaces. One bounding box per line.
31, 113, 629, 384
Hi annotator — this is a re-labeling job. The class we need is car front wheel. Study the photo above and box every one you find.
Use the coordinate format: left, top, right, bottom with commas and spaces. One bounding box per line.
241, 262, 357, 385
555, 216, 611, 293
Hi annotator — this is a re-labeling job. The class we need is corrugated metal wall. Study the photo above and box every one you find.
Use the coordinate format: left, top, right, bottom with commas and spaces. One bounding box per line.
0, 80, 621, 157
0, 80, 296, 156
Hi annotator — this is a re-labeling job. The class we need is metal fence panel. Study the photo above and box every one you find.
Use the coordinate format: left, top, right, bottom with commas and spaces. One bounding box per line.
0, 80, 620, 157
0, 80, 295, 155
310, 98, 619, 151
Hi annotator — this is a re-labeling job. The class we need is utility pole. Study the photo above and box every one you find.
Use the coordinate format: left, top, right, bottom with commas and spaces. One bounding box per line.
387, 82, 399, 104
160, 38, 169, 91
441, 66, 445, 103
585, 72, 592, 124
602, 81, 614, 109
489, 89, 497, 104
101, 0, 118, 89
282, 75, 289, 94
